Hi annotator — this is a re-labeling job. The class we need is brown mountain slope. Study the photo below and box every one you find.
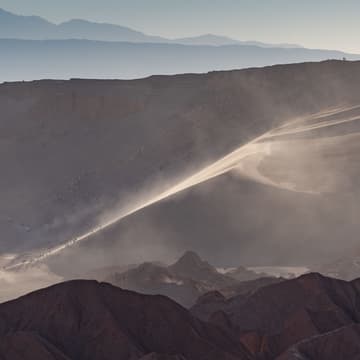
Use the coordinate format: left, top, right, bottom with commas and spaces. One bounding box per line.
0, 280, 252, 360
278, 324, 360, 360
191, 273, 360, 358
0, 331, 71, 360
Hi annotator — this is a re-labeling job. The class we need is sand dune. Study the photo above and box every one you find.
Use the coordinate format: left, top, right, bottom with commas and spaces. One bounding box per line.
2, 61, 360, 275
5, 105, 360, 270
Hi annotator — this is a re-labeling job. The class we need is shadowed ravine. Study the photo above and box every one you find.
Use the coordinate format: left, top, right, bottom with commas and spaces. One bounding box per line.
5, 104, 360, 270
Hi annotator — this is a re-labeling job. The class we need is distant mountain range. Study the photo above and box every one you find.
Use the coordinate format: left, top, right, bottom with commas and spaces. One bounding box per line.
1, 38, 359, 82
0, 7, 300, 48
174, 35, 302, 48
93, 251, 270, 307
1, 7, 359, 82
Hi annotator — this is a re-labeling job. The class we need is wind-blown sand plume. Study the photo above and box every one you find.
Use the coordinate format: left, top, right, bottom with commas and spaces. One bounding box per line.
4, 105, 360, 270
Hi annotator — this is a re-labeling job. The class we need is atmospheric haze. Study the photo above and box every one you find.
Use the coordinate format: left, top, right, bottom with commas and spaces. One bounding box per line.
5, 104, 360, 271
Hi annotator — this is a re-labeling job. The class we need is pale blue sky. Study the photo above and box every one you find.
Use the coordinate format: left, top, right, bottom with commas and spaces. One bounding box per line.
0, 0, 359, 53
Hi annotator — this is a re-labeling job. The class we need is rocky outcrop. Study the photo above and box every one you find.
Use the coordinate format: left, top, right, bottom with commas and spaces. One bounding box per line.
105, 252, 238, 307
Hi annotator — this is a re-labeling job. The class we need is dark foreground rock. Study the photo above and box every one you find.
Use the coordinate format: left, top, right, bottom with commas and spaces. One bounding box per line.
0, 280, 252, 360
191, 273, 360, 359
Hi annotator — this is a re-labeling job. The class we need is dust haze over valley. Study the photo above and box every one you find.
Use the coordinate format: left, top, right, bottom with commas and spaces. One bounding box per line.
2, 59, 360, 303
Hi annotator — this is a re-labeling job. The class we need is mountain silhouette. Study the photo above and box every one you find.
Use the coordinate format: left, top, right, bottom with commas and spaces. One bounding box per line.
1, 38, 358, 82
1, 8, 359, 82
0, 7, 299, 48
